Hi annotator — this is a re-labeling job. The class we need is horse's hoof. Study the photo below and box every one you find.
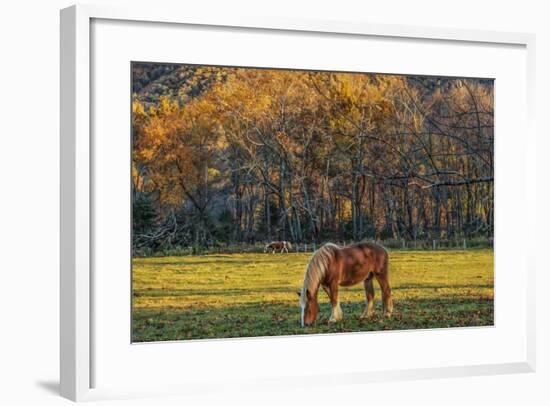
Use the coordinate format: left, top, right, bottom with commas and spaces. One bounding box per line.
360, 313, 373, 320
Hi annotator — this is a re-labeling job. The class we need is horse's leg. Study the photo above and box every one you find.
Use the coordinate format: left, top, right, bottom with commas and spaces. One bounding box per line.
360, 275, 375, 319
328, 284, 343, 323
375, 273, 393, 318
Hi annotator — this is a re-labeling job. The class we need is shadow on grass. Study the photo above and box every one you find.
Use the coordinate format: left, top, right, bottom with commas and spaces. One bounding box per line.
133, 257, 292, 268
132, 296, 494, 343
133, 283, 493, 298
134, 286, 300, 297
392, 283, 493, 290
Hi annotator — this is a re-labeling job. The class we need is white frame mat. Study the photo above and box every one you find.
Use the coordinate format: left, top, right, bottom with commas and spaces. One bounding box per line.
60, 4, 536, 402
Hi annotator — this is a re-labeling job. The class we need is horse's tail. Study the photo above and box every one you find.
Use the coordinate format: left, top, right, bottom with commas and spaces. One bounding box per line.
382, 247, 389, 276
378, 243, 389, 275
302, 243, 339, 295
362, 241, 389, 275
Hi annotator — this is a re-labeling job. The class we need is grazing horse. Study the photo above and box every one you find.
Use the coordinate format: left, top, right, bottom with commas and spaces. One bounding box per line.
264, 241, 292, 254
298, 242, 392, 326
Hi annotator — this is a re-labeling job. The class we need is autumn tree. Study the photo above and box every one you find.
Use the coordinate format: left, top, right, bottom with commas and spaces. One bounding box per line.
131, 63, 494, 254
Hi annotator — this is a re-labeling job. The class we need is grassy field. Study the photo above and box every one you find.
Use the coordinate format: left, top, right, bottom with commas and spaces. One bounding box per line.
132, 249, 493, 342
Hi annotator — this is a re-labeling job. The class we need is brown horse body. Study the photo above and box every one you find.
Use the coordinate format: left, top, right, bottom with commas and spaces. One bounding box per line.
299, 242, 392, 326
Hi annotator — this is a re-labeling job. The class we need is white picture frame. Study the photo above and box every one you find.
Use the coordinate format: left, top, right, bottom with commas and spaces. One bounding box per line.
60, 3, 536, 402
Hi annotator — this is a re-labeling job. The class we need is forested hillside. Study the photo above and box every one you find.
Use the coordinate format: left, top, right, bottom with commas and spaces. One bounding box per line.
132, 63, 229, 106
131, 63, 493, 254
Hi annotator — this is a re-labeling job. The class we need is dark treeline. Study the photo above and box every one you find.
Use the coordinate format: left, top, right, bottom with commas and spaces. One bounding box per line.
132, 63, 494, 254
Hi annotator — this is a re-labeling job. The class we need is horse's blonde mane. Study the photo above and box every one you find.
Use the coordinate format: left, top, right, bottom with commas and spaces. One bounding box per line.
300, 243, 339, 304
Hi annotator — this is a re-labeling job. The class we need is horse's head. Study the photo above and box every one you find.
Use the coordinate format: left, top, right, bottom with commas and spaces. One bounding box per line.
297, 289, 319, 327
298, 245, 335, 326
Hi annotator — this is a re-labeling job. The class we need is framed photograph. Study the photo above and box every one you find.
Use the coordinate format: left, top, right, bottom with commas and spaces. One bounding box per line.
60, 4, 536, 401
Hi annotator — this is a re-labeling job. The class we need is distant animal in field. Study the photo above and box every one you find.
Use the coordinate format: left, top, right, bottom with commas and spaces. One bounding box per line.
297, 242, 392, 326
264, 241, 292, 254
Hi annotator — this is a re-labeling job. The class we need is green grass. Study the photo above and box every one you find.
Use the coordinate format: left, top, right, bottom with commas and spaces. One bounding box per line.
132, 249, 493, 342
